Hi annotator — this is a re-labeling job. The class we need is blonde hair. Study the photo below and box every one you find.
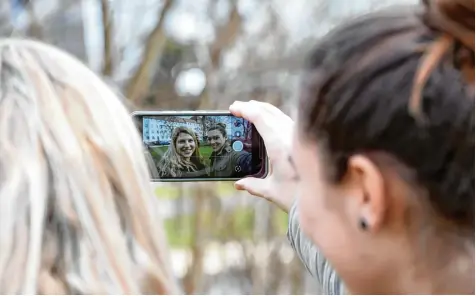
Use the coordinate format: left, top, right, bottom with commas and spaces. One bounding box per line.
158, 126, 204, 177
0, 39, 178, 294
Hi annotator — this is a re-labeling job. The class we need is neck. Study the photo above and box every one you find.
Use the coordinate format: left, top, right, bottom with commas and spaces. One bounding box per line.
215, 144, 226, 154
348, 235, 474, 294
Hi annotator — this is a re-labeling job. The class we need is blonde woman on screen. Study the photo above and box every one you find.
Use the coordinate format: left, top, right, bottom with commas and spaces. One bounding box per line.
0, 39, 178, 294
157, 126, 208, 178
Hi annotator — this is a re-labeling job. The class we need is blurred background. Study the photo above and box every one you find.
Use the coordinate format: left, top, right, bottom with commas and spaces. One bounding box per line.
3, 0, 416, 294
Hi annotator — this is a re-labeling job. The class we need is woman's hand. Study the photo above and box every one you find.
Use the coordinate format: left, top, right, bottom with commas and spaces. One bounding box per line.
229, 100, 298, 213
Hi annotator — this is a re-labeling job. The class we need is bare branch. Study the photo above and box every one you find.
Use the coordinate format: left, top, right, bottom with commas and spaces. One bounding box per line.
208, 3, 242, 69
125, 0, 174, 103
25, 1, 44, 39
196, 1, 243, 109
100, 0, 113, 76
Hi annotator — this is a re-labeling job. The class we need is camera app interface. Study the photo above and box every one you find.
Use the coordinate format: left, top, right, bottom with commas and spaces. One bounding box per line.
142, 115, 254, 179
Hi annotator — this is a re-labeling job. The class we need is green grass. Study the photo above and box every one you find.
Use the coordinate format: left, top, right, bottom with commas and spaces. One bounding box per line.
163, 207, 288, 248
154, 182, 235, 200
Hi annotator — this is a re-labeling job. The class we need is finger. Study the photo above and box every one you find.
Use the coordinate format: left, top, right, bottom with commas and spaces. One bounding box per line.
229, 100, 246, 118
230, 100, 291, 124
248, 101, 294, 137
229, 101, 276, 144
234, 177, 269, 199
229, 101, 263, 123
234, 177, 290, 212
249, 100, 293, 124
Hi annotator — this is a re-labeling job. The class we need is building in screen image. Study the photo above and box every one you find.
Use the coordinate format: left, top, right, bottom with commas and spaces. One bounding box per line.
143, 116, 203, 145
143, 115, 251, 146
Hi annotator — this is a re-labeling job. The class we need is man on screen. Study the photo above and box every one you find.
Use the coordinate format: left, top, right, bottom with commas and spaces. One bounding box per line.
206, 123, 252, 178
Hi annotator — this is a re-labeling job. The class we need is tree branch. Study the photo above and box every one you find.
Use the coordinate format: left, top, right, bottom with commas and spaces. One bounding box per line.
196, 1, 243, 109
25, 1, 44, 39
208, 3, 242, 69
100, 0, 113, 76
125, 0, 174, 103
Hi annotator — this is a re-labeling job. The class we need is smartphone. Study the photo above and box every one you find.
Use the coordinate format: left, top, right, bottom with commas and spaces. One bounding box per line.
132, 111, 268, 182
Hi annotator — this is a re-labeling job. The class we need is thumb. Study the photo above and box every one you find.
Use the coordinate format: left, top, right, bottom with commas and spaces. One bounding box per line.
234, 177, 269, 199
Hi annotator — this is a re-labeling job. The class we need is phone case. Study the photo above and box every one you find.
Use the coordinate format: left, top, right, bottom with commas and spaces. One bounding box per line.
132, 110, 269, 182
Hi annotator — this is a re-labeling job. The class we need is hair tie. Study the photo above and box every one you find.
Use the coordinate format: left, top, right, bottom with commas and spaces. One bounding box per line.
410, 0, 474, 121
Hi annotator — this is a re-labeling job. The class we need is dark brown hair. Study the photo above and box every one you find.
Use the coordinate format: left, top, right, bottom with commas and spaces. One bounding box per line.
207, 122, 228, 138
299, 0, 474, 229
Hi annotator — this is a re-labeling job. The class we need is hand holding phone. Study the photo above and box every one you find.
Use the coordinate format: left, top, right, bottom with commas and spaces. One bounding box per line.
132, 111, 268, 182
230, 101, 297, 213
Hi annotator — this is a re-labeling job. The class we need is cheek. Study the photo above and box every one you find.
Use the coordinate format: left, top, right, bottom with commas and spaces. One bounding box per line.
293, 138, 348, 258
297, 172, 328, 239
297, 172, 355, 272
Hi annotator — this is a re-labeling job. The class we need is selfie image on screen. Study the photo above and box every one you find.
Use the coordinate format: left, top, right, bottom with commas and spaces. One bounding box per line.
142, 115, 254, 180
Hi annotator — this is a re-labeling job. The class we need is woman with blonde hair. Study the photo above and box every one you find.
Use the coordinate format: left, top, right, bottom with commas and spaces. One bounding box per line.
0, 39, 178, 294
157, 126, 208, 178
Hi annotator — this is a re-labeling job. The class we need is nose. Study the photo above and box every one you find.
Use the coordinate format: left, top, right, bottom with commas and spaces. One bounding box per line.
184, 142, 191, 148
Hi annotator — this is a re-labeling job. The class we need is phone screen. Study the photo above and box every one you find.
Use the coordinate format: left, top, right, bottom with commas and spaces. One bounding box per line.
133, 112, 268, 181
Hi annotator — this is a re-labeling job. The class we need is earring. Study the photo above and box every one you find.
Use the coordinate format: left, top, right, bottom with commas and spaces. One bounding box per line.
359, 218, 368, 230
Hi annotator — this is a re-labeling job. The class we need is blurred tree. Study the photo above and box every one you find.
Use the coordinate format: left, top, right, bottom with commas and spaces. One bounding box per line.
126, 0, 174, 104
195, 0, 242, 110
100, 0, 113, 76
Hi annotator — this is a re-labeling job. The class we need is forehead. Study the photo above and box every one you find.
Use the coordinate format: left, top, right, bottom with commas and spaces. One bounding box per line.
207, 129, 221, 135
177, 132, 193, 139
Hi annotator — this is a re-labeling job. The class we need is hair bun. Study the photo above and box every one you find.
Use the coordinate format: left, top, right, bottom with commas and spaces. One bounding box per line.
217, 122, 226, 128
423, 0, 474, 50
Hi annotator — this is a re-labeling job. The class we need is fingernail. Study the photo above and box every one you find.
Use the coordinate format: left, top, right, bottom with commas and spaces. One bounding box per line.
234, 181, 245, 190
230, 103, 240, 113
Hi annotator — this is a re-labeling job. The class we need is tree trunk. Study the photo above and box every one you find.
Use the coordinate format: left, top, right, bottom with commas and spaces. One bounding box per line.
25, 2, 43, 40
182, 183, 209, 294
195, 2, 242, 110
125, 0, 174, 103
100, 0, 113, 76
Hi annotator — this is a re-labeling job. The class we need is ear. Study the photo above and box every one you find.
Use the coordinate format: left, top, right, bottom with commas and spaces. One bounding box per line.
347, 155, 386, 232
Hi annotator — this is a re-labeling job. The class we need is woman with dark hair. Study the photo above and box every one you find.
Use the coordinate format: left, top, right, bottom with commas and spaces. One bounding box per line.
231, 0, 474, 294
206, 123, 252, 178
158, 126, 208, 178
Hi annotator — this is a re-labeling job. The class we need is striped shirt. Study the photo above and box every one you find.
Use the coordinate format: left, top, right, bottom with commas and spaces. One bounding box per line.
287, 202, 346, 295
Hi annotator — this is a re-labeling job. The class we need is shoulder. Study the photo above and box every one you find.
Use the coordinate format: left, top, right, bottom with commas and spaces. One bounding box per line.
192, 156, 206, 166
224, 145, 233, 154
234, 150, 250, 159
196, 161, 206, 170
